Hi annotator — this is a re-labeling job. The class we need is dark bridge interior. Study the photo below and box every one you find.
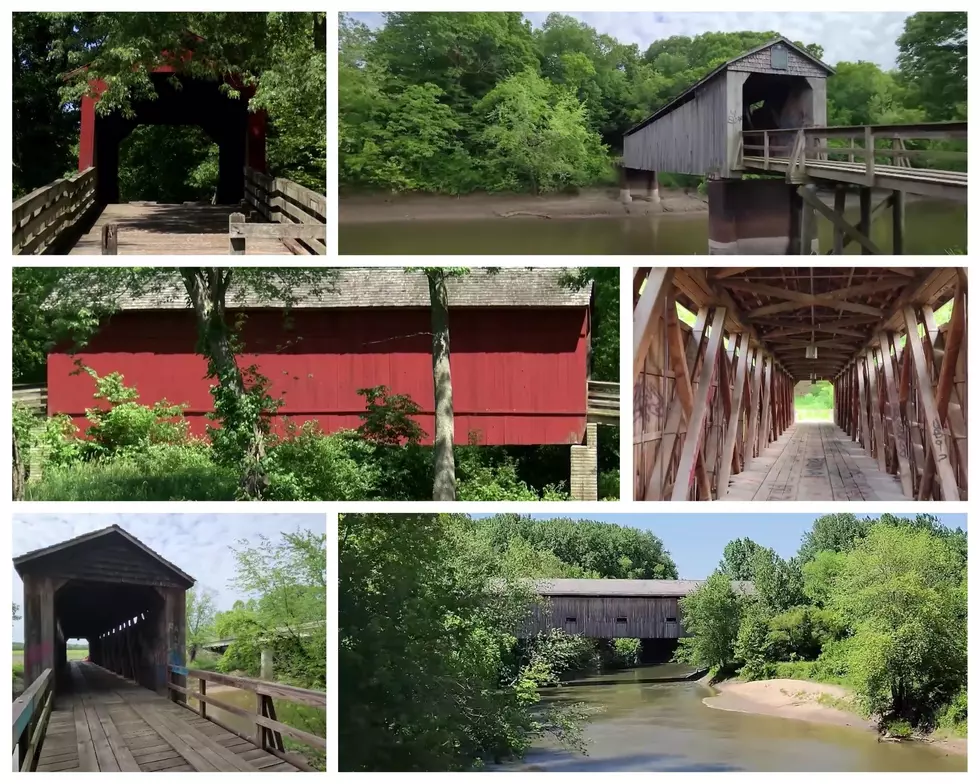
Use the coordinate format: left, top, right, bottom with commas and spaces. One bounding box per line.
742, 73, 814, 132
94, 73, 249, 204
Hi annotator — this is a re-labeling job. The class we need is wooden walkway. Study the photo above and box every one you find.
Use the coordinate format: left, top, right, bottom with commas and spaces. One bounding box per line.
35, 662, 299, 772
724, 422, 906, 502
68, 204, 294, 255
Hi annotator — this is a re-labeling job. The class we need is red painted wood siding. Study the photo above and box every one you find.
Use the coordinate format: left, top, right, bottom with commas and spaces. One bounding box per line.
48, 307, 590, 446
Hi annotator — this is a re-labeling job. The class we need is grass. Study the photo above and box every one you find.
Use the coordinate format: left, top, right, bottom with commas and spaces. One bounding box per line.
26, 460, 239, 501
795, 408, 834, 422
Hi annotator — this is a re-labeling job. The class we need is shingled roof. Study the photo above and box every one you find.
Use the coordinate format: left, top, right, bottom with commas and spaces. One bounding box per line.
107, 268, 592, 311
532, 578, 754, 597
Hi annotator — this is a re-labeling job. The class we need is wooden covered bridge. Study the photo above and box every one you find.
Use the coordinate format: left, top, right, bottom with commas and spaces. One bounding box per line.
13, 525, 326, 772
12, 53, 325, 255
622, 37, 966, 254
634, 266, 967, 502
525, 579, 753, 639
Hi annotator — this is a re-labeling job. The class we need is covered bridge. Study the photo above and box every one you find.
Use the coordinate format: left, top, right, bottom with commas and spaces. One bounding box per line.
634, 266, 967, 502
15, 524, 192, 693
623, 37, 831, 182
47, 268, 593, 447
525, 578, 753, 639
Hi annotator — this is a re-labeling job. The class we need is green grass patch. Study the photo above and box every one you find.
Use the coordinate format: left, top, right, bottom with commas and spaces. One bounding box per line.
795, 408, 833, 422
67, 649, 88, 660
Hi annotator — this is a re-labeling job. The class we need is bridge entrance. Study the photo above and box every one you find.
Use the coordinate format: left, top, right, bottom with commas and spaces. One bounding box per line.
85, 72, 260, 205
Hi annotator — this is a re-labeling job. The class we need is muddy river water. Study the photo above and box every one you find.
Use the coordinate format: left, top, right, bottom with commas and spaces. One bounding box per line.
339, 199, 965, 255
502, 666, 966, 772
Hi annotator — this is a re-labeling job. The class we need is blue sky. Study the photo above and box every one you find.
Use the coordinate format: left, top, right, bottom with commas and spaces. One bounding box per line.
345, 12, 915, 70
11, 513, 324, 642
473, 513, 967, 580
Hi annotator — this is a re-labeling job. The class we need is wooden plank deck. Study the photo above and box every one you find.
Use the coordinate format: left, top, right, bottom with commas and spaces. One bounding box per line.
68, 204, 296, 255
724, 422, 906, 502
34, 662, 299, 772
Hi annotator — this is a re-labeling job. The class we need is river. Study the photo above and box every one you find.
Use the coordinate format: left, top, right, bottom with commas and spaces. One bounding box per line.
502, 666, 966, 772
339, 199, 966, 255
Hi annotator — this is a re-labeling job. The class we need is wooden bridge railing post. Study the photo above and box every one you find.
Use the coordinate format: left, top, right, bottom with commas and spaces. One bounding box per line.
199, 677, 207, 719
101, 223, 117, 255
864, 126, 875, 185
229, 213, 246, 255
763, 131, 769, 169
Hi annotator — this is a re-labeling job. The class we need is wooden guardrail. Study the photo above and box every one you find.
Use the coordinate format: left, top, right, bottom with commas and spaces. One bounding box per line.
167, 665, 325, 771
13, 384, 48, 415
739, 122, 967, 197
243, 167, 326, 255
587, 380, 620, 426
228, 213, 327, 254
12, 668, 54, 772
13, 168, 97, 254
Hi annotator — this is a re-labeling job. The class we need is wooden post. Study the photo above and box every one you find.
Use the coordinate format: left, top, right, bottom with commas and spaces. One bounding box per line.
101, 223, 117, 255
254, 690, 265, 750
619, 165, 632, 204
866, 348, 887, 473
717, 335, 753, 498
864, 126, 874, 185
199, 678, 207, 719
858, 187, 872, 255
892, 190, 905, 254
229, 212, 246, 255
763, 131, 769, 169
799, 193, 814, 255
832, 187, 846, 255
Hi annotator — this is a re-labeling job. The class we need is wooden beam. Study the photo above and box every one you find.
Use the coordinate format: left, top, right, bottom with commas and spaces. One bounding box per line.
746, 351, 766, 459
918, 284, 965, 500
797, 184, 883, 254
671, 307, 727, 502
710, 267, 758, 279
748, 296, 883, 320
758, 357, 774, 455
717, 334, 753, 498
832, 186, 845, 254
644, 305, 708, 500
902, 307, 959, 500
633, 268, 672, 381
762, 323, 869, 340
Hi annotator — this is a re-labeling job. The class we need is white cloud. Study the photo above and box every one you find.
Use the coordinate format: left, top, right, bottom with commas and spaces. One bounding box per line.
345, 11, 912, 69
11, 513, 324, 642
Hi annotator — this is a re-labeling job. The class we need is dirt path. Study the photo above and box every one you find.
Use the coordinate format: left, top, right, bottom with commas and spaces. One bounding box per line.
338, 187, 708, 224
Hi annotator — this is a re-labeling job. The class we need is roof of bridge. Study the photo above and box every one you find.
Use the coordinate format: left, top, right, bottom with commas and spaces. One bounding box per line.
14, 524, 195, 588
98, 269, 592, 311
669, 267, 960, 381
626, 36, 834, 137
533, 579, 754, 597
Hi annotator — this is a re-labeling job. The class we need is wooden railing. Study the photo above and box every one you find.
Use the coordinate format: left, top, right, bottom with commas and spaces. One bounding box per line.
13, 168, 97, 254
167, 665, 326, 771
243, 167, 326, 254
13, 384, 48, 415
739, 122, 967, 197
228, 213, 327, 254
587, 380, 620, 426
12, 668, 54, 772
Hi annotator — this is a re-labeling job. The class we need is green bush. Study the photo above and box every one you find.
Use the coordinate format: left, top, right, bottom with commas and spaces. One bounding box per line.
265, 424, 379, 501
936, 690, 967, 735
608, 638, 641, 668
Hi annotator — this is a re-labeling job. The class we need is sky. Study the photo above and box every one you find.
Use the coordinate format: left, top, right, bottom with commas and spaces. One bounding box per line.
11, 513, 324, 642
345, 12, 914, 69
473, 512, 967, 580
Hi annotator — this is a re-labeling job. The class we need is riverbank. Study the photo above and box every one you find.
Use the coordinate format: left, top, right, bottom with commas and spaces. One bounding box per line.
704, 679, 966, 757
338, 188, 708, 224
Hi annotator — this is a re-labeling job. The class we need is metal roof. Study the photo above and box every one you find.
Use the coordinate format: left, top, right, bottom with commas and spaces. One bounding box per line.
104, 268, 592, 311
625, 36, 835, 137
532, 578, 754, 597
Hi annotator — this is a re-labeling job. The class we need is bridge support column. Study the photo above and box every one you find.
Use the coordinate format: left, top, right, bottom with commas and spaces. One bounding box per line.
570, 423, 598, 501
646, 171, 661, 205
707, 179, 799, 254
261, 647, 274, 681
619, 165, 632, 204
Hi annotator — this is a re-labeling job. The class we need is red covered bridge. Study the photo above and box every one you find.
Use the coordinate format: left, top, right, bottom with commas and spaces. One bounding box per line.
48, 269, 594, 450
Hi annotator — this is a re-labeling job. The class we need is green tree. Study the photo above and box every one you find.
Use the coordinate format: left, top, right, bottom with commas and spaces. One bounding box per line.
830, 524, 966, 724
718, 537, 762, 580
675, 572, 741, 670
897, 12, 967, 120
796, 513, 868, 563
185, 588, 217, 661
749, 546, 803, 612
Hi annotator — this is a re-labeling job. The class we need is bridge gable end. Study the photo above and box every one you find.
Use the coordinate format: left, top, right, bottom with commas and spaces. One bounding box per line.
727, 43, 830, 80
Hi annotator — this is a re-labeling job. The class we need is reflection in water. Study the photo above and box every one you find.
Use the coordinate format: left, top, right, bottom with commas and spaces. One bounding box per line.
340, 200, 966, 255
501, 667, 966, 772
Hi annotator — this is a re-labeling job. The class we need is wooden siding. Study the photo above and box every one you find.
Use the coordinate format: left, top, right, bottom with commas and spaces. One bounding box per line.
527, 596, 683, 639
623, 74, 728, 176
729, 44, 827, 78
49, 306, 591, 447
22, 539, 189, 588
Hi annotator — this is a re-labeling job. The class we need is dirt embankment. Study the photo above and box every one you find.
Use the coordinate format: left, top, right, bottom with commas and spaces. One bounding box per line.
704, 679, 966, 756
338, 187, 708, 224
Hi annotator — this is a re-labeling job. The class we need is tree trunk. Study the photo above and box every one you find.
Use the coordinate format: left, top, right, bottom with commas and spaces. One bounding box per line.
428, 273, 456, 501
12, 427, 25, 501
180, 269, 267, 496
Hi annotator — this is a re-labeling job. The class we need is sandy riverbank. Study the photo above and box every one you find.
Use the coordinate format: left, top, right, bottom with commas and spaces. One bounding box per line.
704, 679, 966, 756
338, 188, 708, 224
